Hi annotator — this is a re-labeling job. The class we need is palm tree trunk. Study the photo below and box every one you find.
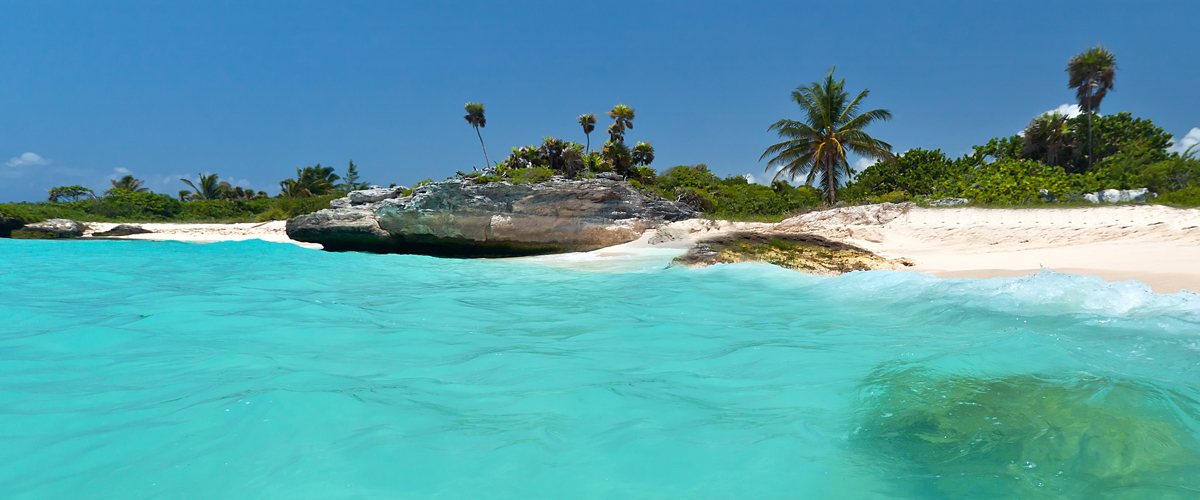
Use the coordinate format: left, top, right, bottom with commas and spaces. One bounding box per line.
826, 159, 836, 205
1086, 80, 1094, 171
585, 133, 590, 153
475, 125, 491, 167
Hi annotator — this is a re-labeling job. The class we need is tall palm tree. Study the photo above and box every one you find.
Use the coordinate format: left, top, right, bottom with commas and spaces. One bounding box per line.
180, 173, 223, 200
606, 104, 635, 143
578, 114, 597, 151
1067, 45, 1117, 171
464, 102, 490, 167
110, 175, 148, 192
1022, 112, 1080, 170
760, 68, 893, 204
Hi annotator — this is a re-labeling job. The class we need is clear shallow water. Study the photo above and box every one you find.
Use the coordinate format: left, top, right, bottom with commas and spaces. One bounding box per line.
1, 239, 1198, 499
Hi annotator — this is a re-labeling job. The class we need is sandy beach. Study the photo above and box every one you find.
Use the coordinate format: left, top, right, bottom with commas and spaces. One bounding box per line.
616, 204, 1200, 294
83, 221, 323, 250
79, 204, 1200, 293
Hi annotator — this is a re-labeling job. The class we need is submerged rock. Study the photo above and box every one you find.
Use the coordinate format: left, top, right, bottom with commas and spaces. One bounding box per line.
855, 368, 1200, 499
92, 224, 154, 237
671, 232, 912, 275
287, 178, 697, 257
1084, 188, 1150, 204
11, 219, 86, 239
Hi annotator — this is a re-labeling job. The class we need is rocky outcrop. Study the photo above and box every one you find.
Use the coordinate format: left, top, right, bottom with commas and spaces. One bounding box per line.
672, 232, 913, 276
1084, 188, 1151, 204
92, 224, 154, 237
11, 219, 86, 239
0, 215, 24, 238
288, 178, 697, 256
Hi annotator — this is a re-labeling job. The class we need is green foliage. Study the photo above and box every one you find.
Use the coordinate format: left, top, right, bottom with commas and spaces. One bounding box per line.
971, 135, 1023, 161
47, 185, 96, 203
856, 368, 1200, 499
944, 158, 1091, 204
1075, 112, 1173, 171
280, 165, 340, 197
91, 191, 183, 220
108, 175, 148, 194
180, 173, 224, 200
1153, 186, 1200, 207
337, 159, 370, 192
845, 148, 965, 200
760, 67, 893, 204
510, 166, 555, 184
652, 165, 821, 219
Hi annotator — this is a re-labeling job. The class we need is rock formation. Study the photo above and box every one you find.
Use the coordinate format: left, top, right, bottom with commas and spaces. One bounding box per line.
92, 224, 154, 237
11, 219, 86, 239
672, 232, 913, 275
287, 178, 697, 256
0, 215, 24, 238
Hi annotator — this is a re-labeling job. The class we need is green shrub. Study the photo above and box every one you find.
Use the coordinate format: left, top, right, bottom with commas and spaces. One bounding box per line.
255, 207, 289, 222
92, 192, 183, 220
181, 200, 245, 220
1154, 186, 1200, 207
266, 195, 336, 218
510, 166, 554, 184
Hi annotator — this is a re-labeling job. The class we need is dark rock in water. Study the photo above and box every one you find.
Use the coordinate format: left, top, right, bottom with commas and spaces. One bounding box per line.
92, 224, 154, 237
287, 177, 697, 257
11, 219, 86, 239
0, 216, 24, 238
672, 232, 912, 275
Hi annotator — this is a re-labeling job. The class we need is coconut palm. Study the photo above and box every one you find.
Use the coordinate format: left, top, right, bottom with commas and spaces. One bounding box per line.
606, 104, 635, 144
1022, 112, 1080, 170
109, 175, 148, 193
1067, 45, 1117, 170
180, 173, 223, 200
760, 68, 894, 204
578, 114, 597, 151
464, 102, 490, 167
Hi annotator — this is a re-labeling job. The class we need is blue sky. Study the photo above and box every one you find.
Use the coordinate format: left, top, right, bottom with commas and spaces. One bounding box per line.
2, 1, 1197, 202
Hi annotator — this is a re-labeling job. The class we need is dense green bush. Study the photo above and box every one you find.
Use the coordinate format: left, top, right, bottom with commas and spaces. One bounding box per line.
91, 191, 183, 220
945, 159, 1091, 204
644, 164, 821, 219
510, 166, 555, 184
844, 148, 965, 200
1154, 186, 1200, 207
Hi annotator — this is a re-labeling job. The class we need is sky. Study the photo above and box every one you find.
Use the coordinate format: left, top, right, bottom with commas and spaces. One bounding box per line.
1, 1, 1198, 202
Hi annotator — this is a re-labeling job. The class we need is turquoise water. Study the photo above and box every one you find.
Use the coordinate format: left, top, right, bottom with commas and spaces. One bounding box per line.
1, 239, 1199, 499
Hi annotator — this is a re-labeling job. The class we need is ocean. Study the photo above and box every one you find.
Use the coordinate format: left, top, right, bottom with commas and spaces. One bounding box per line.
1, 239, 1198, 499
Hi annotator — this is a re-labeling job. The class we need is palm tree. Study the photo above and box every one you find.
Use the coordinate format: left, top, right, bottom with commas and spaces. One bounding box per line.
464, 102, 490, 167
606, 104, 635, 144
578, 114, 597, 151
631, 142, 655, 166
180, 173, 223, 200
110, 175, 148, 192
1067, 45, 1117, 171
760, 68, 893, 204
1022, 112, 1080, 170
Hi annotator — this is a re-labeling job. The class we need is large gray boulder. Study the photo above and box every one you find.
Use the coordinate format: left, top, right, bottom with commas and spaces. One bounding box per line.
11, 219, 86, 239
287, 177, 697, 256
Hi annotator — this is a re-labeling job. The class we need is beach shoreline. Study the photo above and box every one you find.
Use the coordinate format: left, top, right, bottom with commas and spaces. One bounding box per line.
66, 204, 1200, 294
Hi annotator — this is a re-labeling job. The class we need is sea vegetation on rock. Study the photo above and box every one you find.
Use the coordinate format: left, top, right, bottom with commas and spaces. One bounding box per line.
853, 367, 1200, 499
671, 232, 911, 275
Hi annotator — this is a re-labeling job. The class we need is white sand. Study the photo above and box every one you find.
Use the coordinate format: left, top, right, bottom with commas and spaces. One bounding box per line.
775, 204, 1200, 294
83, 221, 323, 250
77, 204, 1200, 293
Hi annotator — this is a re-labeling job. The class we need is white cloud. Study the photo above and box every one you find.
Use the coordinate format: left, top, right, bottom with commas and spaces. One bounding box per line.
1046, 104, 1084, 119
5, 152, 51, 167
853, 157, 877, 171
1168, 127, 1200, 154
743, 165, 799, 185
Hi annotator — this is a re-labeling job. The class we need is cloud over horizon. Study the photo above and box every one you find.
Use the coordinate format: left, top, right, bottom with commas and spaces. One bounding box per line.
5, 152, 51, 168
1168, 127, 1200, 154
